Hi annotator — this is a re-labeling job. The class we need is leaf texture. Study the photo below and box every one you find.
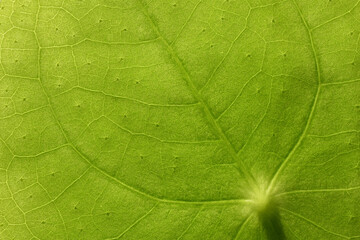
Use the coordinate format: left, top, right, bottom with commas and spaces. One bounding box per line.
0, 0, 359, 239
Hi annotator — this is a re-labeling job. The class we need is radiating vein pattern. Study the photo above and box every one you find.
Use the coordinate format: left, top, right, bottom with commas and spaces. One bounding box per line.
0, 0, 359, 239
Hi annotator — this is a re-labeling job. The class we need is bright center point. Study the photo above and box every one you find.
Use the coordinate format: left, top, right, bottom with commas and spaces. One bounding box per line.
253, 188, 270, 211
255, 192, 270, 213
248, 183, 277, 218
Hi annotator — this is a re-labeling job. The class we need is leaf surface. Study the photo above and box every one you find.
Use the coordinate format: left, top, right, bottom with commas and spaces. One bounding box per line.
0, 0, 359, 239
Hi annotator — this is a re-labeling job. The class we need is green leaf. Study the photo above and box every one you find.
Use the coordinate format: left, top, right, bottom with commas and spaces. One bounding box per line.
0, 0, 359, 239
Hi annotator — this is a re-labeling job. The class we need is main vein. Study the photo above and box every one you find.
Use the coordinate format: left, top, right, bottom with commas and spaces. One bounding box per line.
267, 0, 322, 194
138, 0, 256, 184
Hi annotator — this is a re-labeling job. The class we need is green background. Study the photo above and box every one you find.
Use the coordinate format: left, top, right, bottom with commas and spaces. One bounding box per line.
0, 0, 359, 239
